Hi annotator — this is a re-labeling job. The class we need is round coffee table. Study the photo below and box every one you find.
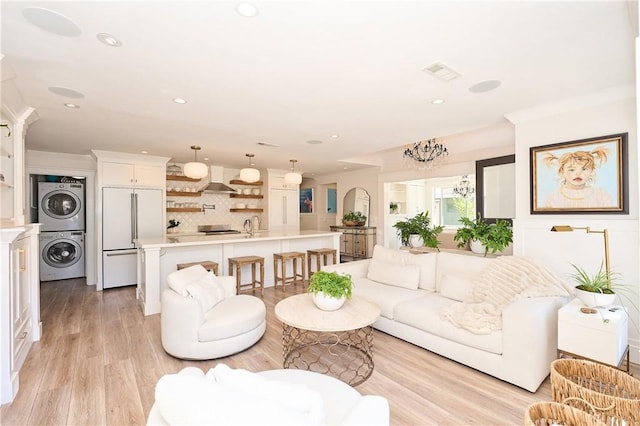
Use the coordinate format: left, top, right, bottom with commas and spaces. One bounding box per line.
274, 293, 381, 386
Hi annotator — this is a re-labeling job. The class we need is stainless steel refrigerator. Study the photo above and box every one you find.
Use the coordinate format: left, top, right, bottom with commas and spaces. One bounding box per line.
102, 187, 163, 289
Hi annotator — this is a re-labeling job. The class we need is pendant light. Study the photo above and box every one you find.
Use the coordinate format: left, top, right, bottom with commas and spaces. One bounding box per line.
240, 153, 260, 183
284, 159, 302, 185
183, 145, 208, 179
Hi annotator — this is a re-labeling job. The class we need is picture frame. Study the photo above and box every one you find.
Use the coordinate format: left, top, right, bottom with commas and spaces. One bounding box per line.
530, 133, 628, 214
300, 188, 313, 213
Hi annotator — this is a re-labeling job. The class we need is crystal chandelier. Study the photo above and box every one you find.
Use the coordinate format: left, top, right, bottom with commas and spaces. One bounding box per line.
403, 138, 448, 169
453, 175, 475, 198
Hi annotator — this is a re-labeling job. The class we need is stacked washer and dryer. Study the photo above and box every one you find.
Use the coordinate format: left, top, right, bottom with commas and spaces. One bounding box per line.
38, 179, 85, 281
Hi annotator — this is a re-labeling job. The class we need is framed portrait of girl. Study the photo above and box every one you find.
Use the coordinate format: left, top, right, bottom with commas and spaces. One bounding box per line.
530, 133, 628, 214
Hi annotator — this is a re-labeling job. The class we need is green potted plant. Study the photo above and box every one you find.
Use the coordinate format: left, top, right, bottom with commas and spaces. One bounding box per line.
389, 202, 399, 214
569, 262, 619, 308
307, 270, 353, 311
167, 219, 181, 234
342, 210, 367, 226
454, 214, 512, 256
392, 211, 443, 249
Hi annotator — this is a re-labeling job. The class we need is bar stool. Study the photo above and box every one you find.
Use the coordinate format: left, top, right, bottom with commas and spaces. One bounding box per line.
273, 252, 306, 292
228, 256, 264, 296
177, 260, 219, 275
307, 248, 337, 278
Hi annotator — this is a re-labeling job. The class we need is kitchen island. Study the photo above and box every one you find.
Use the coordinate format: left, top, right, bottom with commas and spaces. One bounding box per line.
135, 230, 340, 315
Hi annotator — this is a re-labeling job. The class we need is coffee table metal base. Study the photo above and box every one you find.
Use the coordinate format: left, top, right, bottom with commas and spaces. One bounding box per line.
282, 324, 374, 386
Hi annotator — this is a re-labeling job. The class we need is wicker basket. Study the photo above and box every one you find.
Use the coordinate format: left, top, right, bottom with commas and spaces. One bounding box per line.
525, 401, 605, 426
550, 359, 640, 425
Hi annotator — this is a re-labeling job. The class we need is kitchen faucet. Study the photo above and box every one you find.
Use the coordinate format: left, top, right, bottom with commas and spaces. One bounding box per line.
252, 215, 261, 231
243, 218, 253, 236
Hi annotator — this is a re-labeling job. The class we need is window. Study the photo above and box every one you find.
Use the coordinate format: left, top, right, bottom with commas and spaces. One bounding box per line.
432, 182, 475, 227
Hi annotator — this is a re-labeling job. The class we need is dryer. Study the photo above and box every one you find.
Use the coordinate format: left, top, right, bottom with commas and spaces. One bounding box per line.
38, 182, 85, 231
39, 231, 85, 281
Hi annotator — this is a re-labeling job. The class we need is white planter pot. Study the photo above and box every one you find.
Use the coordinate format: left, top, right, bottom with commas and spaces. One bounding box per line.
409, 234, 423, 248
575, 288, 617, 308
470, 239, 486, 255
312, 292, 346, 311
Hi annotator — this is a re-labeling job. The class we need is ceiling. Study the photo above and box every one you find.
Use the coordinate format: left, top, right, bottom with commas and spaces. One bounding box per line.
1, 1, 637, 176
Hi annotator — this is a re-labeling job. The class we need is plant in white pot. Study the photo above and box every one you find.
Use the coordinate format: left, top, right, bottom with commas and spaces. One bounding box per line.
392, 211, 443, 249
569, 262, 619, 308
454, 214, 513, 256
307, 271, 352, 311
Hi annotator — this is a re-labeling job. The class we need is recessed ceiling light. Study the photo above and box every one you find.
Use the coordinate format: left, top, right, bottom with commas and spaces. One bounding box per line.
96, 33, 122, 47
306, 140, 323, 145
48, 86, 85, 98
431, 99, 445, 105
173, 98, 187, 104
330, 134, 339, 139
64, 103, 80, 109
236, 2, 259, 17
22, 7, 81, 37
141, 150, 148, 154
469, 80, 502, 93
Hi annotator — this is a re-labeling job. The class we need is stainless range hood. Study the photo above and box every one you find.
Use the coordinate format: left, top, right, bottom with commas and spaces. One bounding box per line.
203, 166, 237, 194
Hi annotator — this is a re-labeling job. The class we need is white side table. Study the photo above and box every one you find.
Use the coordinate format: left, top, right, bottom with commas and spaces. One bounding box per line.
557, 298, 629, 372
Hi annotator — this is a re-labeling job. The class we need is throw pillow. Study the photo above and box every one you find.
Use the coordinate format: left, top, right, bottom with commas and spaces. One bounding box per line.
167, 264, 209, 296
438, 273, 475, 302
184, 272, 225, 312
367, 259, 420, 290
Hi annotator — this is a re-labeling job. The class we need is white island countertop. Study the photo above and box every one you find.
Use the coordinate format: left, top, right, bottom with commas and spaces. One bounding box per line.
136, 229, 340, 249
136, 229, 342, 315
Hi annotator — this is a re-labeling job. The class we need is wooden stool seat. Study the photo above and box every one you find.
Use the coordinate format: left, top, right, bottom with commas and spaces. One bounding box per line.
273, 252, 306, 292
177, 260, 219, 275
228, 256, 264, 296
307, 248, 337, 277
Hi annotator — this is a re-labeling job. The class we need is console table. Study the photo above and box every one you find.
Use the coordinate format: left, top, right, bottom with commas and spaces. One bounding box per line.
330, 226, 376, 262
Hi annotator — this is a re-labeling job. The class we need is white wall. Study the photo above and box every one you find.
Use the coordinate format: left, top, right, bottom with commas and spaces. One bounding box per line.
510, 95, 639, 363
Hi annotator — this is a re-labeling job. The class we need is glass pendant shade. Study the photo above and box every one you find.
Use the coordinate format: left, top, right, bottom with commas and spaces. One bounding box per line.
284, 159, 302, 185
184, 162, 208, 179
184, 145, 208, 179
240, 153, 260, 183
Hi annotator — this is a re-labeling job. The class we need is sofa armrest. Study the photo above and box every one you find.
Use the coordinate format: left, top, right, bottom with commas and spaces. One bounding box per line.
340, 395, 389, 426
322, 258, 371, 280
161, 289, 206, 355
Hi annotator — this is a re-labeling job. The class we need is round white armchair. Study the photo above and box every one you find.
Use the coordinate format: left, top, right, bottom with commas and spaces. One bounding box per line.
161, 265, 266, 360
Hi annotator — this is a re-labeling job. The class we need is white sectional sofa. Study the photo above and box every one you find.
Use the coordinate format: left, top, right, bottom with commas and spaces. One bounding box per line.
323, 245, 571, 392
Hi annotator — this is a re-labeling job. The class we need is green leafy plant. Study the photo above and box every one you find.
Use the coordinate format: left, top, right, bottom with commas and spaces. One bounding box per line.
342, 210, 367, 226
392, 211, 443, 249
167, 219, 180, 230
454, 214, 512, 256
307, 271, 352, 299
389, 202, 399, 214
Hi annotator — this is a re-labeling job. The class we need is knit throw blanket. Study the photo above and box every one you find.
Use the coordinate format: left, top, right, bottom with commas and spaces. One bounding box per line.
440, 256, 570, 335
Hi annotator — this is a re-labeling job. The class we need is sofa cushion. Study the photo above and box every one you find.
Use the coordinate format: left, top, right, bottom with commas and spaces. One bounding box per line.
435, 252, 493, 292
352, 277, 427, 320
394, 294, 502, 354
199, 295, 266, 341
185, 273, 226, 312
438, 273, 474, 302
167, 264, 210, 296
371, 245, 437, 291
367, 259, 420, 290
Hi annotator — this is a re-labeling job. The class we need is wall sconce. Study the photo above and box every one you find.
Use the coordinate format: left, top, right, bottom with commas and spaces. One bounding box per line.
183, 146, 208, 179
550, 225, 611, 288
240, 153, 260, 183
284, 159, 302, 185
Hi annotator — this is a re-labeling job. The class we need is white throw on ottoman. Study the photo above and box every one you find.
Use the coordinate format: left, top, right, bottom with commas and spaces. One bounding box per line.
147, 364, 390, 425
161, 265, 266, 360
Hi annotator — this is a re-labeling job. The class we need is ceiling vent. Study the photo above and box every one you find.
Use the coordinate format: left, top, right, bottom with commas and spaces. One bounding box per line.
423, 62, 462, 82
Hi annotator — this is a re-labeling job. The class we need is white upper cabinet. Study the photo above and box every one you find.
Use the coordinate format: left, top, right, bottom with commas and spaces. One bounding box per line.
102, 161, 165, 187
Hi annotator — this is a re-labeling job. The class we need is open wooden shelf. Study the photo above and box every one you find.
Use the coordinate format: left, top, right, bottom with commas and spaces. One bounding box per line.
166, 175, 201, 182
230, 208, 264, 213
229, 179, 263, 186
167, 191, 202, 197
229, 193, 263, 199
167, 207, 202, 212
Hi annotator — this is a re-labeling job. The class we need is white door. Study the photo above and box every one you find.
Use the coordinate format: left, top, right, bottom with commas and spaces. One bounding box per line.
102, 187, 134, 250
134, 188, 163, 239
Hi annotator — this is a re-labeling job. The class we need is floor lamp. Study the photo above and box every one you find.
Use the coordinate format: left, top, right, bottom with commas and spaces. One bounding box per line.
550, 225, 610, 289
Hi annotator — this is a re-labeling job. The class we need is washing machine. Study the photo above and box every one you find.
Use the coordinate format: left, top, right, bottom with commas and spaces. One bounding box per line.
38, 182, 85, 231
39, 231, 85, 281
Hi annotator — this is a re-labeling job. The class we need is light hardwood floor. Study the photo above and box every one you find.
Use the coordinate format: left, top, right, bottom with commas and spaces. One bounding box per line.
1, 278, 638, 425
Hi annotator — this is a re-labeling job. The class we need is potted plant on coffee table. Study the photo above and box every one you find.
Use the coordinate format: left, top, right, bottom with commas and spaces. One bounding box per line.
454, 214, 513, 256
392, 211, 443, 249
307, 270, 352, 311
